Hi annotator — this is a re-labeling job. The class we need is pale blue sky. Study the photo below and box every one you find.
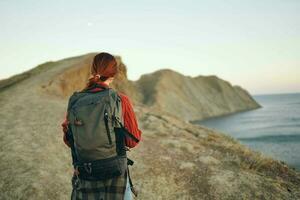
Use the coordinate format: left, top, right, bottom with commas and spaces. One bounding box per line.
0, 0, 299, 95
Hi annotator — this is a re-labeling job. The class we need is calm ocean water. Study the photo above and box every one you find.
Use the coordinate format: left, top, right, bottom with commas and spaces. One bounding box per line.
195, 93, 300, 171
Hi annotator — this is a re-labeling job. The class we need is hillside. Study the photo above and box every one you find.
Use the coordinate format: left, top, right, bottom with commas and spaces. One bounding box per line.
0, 53, 299, 199
35, 55, 261, 121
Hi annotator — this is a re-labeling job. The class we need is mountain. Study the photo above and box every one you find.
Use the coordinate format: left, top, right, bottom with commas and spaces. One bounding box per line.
0, 53, 299, 199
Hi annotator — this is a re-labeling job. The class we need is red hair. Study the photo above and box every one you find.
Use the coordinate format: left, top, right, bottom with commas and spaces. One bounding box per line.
86, 52, 118, 88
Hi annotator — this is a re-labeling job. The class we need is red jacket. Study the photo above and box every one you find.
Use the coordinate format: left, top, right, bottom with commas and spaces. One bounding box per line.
61, 82, 142, 148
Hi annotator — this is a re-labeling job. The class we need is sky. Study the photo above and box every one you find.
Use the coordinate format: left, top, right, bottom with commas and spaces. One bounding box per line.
0, 0, 299, 95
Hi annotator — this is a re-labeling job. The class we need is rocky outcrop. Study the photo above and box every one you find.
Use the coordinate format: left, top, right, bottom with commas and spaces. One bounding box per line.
136, 69, 261, 121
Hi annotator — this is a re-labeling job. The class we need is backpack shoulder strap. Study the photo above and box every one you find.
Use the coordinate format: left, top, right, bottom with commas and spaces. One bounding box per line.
110, 90, 123, 128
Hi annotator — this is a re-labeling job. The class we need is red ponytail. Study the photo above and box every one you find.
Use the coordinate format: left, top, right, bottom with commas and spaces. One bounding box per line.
85, 52, 118, 88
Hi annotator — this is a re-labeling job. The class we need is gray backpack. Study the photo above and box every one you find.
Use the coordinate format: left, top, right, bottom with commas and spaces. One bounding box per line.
66, 86, 128, 180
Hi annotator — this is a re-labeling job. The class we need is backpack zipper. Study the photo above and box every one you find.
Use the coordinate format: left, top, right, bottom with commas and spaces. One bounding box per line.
104, 110, 112, 145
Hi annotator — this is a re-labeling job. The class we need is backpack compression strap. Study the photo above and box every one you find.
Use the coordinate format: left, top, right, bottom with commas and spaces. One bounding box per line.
113, 118, 140, 143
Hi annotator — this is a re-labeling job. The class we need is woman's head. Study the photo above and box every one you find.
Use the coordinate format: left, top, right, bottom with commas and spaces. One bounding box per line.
86, 52, 118, 87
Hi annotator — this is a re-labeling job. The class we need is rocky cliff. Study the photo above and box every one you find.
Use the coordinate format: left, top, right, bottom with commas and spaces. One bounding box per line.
0, 53, 299, 200
135, 69, 261, 121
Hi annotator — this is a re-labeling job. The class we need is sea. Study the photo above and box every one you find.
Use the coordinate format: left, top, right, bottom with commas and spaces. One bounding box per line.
194, 93, 300, 171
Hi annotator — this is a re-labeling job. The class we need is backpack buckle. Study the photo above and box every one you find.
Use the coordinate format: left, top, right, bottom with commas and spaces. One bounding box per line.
83, 163, 92, 174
